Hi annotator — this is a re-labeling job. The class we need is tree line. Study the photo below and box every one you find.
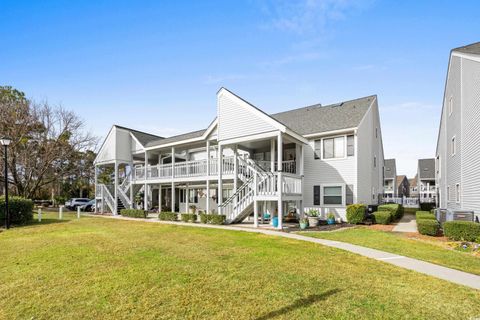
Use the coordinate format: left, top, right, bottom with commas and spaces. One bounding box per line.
0, 86, 98, 203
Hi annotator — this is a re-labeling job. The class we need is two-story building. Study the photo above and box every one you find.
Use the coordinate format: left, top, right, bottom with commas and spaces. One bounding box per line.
94, 88, 385, 228
417, 158, 436, 204
383, 159, 397, 199
436, 42, 480, 222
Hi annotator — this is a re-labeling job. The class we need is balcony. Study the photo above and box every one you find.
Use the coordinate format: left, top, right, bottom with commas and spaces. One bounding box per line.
255, 160, 297, 174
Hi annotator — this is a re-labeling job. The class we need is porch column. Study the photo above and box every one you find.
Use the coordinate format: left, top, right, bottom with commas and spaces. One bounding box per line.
270, 138, 275, 173
186, 184, 189, 214
300, 144, 305, 218
94, 165, 98, 213
114, 161, 119, 215
254, 170, 258, 228
144, 151, 148, 211
218, 144, 223, 214
233, 145, 238, 192
206, 140, 210, 214
158, 184, 162, 213
129, 163, 134, 209
277, 133, 283, 230
171, 147, 175, 212
101, 184, 104, 214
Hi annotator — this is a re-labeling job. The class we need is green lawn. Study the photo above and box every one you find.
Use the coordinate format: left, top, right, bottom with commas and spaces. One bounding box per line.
299, 227, 480, 275
0, 213, 479, 319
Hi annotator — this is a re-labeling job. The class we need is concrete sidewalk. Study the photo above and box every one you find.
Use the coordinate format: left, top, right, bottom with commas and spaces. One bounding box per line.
392, 214, 418, 232
89, 214, 480, 290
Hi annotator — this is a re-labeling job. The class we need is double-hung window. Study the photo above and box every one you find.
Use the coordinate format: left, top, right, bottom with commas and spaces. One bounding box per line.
323, 186, 343, 205
323, 136, 345, 159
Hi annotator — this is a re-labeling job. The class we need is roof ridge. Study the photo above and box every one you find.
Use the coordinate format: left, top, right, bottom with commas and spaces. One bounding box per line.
114, 125, 164, 139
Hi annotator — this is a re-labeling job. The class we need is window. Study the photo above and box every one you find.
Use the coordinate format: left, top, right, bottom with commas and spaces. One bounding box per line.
455, 184, 460, 203
347, 135, 355, 156
313, 186, 321, 205
375, 127, 378, 138
323, 186, 343, 205
451, 136, 456, 156
314, 140, 321, 159
323, 136, 345, 159
374, 156, 377, 168
448, 96, 453, 116
447, 186, 451, 201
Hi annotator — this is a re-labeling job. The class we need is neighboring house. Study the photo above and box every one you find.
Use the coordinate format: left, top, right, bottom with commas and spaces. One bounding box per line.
383, 159, 397, 199
418, 158, 436, 204
436, 42, 480, 221
396, 175, 410, 198
409, 175, 419, 198
94, 88, 384, 227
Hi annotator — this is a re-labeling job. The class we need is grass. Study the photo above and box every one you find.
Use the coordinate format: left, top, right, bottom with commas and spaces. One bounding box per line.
0, 212, 479, 319
299, 227, 480, 275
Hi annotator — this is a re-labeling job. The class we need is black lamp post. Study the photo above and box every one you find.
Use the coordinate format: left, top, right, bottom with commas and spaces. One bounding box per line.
1, 137, 12, 229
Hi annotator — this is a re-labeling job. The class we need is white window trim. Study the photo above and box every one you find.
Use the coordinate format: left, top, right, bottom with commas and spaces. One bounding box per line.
315, 134, 355, 161
455, 183, 460, 203
451, 136, 456, 156
448, 96, 453, 116
321, 183, 346, 207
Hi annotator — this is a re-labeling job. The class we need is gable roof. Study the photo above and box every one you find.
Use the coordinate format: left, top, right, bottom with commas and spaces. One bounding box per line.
270, 95, 375, 136
396, 175, 407, 187
453, 42, 480, 55
145, 129, 206, 148
409, 174, 418, 187
384, 159, 396, 179
115, 125, 164, 146
418, 158, 435, 180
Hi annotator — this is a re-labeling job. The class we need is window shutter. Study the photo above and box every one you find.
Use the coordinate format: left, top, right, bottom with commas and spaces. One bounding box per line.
313, 186, 321, 205
346, 185, 354, 205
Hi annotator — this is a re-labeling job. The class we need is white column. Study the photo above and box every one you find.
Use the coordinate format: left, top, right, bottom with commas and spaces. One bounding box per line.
94, 165, 98, 213
171, 147, 175, 212
300, 144, 305, 218
158, 184, 162, 213
234, 145, 238, 192
206, 140, 210, 214
144, 152, 148, 211
186, 184, 189, 213
254, 171, 258, 228
114, 161, 119, 215
217, 144, 223, 214
270, 138, 275, 173
277, 133, 283, 230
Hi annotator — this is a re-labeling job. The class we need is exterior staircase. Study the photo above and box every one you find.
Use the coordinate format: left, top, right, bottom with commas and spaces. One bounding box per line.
220, 156, 277, 224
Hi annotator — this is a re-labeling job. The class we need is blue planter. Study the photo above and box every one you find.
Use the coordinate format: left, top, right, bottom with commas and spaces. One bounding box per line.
300, 222, 308, 230
272, 217, 279, 228
327, 218, 335, 225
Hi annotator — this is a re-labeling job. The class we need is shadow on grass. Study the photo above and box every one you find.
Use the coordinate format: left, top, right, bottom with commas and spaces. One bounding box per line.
254, 289, 341, 320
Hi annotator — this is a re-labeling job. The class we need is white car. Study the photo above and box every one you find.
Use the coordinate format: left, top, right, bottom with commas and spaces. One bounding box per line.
65, 198, 91, 210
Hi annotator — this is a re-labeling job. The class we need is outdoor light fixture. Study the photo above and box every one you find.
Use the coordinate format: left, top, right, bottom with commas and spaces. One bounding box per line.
1, 137, 12, 229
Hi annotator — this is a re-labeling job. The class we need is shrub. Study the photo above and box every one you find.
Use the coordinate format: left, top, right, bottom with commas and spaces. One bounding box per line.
420, 202, 436, 212
373, 211, 391, 225
378, 204, 403, 220
159, 212, 178, 221
208, 214, 226, 225
120, 209, 147, 218
416, 211, 436, 220
346, 204, 366, 224
417, 219, 440, 236
443, 221, 480, 242
0, 196, 34, 225
199, 213, 208, 224
181, 213, 197, 223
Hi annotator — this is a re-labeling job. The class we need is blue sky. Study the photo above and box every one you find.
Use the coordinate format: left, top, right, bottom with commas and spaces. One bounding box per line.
1, 0, 479, 177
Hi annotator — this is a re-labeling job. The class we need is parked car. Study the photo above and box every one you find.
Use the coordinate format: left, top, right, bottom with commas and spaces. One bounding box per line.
79, 199, 96, 212
65, 198, 91, 210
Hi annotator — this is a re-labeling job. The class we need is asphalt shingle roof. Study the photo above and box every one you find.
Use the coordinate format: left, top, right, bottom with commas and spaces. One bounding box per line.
384, 159, 396, 179
453, 42, 480, 55
418, 158, 435, 180
115, 125, 164, 145
270, 95, 375, 135
145, 129, 206, 148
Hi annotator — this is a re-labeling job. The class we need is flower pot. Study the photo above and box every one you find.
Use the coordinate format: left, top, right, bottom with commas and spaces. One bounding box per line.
327, 218, 335, 225
299, 222, 308, 230
307, 217, 319, 227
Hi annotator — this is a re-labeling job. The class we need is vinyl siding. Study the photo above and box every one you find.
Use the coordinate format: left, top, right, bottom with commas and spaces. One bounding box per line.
461, 57, 480, 213
217, 91, 277, 141
445, 56, 462, 210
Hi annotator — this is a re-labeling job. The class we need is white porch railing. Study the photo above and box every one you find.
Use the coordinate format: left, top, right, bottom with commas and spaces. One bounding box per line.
97, 184, 115, 213
256, 160, 297, 174
282, 174, 302, 195
383, 197, 419, 208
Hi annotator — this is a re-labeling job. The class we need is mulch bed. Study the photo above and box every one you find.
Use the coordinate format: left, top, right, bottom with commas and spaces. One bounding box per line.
285, 222, 356, 233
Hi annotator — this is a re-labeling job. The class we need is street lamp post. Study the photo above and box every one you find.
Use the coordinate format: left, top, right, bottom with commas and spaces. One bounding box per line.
0, 137, 12, 229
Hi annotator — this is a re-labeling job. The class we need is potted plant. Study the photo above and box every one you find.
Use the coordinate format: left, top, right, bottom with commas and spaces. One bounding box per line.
299, 218, 309, 230
327, 213, 336, 225
189, 204, 197, 214
307, 209, 319, 227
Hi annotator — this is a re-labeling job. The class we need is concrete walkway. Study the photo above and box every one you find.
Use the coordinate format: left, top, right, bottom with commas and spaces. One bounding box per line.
392, 214, 418, 232
89, 214, 480, 290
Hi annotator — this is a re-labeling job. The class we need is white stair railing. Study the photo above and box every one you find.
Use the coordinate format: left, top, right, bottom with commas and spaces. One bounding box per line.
98, 184, 115, 213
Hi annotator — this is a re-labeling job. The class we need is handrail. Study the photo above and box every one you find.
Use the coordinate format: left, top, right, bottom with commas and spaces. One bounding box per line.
98, 184, 115, 213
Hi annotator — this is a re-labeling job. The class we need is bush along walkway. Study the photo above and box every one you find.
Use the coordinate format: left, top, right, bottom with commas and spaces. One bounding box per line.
91, 214, 480, 290
392, 214, 417, 233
